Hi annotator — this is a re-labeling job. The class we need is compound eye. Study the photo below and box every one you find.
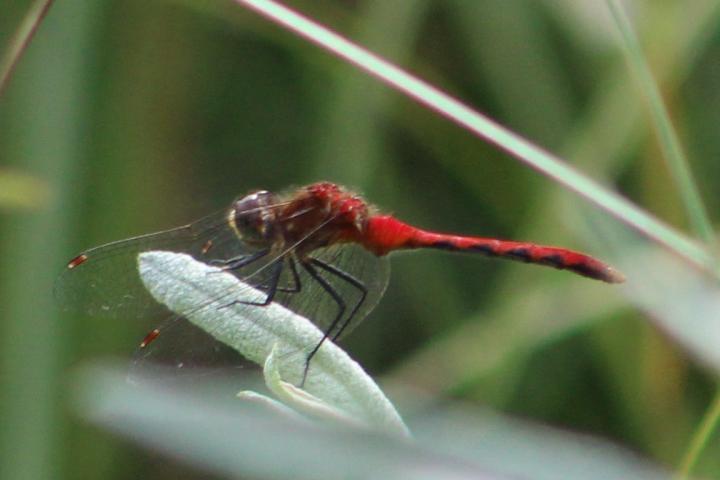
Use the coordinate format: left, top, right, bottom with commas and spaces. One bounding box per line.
231, 190, 276, 241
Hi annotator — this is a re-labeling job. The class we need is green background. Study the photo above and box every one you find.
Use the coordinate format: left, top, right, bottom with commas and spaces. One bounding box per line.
1, 1, 719, 478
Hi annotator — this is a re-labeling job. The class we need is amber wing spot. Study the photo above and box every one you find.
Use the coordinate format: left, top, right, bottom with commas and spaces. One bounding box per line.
67, 254, 88, 269
139, 328, 161, 348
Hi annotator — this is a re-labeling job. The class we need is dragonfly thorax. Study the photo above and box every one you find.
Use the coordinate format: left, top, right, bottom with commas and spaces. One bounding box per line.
276, 183, 372, 257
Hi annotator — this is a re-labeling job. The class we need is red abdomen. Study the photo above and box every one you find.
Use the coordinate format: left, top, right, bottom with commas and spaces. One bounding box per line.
362, 215, 624, 283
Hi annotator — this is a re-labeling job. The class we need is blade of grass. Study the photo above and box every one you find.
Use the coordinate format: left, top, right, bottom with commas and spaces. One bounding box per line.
450, 0, 574, 147
311, 0, 429, 185
606, 0, 716, 249
0, 0, 55, 98
233, 0, 712, 273
0, 1, 96, 478
675, 388, 720, 480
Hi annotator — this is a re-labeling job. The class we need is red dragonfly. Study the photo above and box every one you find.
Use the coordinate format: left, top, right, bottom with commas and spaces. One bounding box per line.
56, 182, 623, 378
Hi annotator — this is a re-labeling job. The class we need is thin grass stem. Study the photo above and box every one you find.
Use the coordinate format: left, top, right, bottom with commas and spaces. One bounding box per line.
606, 0, 716, 250
0, 0, 56, 98
675, 387, 720, 480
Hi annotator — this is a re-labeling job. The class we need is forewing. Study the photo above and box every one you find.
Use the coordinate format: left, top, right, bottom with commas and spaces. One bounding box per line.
55, 209, 250, 319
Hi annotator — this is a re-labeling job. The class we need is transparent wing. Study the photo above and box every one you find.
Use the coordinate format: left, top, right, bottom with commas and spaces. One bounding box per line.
285, 244, 390, 341
128, 315, 259, 386
200, 242, 391, 341
58, 196, 390, 374
129, 243, 389, 378
54, 208, 255, 319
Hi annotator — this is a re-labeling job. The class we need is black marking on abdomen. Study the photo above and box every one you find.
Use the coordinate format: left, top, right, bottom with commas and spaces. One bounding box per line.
505, 247, 531, 262
539, 254, 564, 269
469, 244, 497, 256
431, 240, 456, 251
567, 263, 598, 279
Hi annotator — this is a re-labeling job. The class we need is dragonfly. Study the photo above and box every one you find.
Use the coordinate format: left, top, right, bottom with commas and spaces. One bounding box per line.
56, 182, 624, 381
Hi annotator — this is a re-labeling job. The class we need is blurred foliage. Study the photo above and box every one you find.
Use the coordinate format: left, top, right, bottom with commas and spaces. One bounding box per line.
0, 169, 49, 210
1, 0, 719, 479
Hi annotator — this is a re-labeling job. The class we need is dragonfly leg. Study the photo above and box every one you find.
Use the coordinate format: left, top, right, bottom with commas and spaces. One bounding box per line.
209, 249, 269, 271
224, 257, 285, 308
300, 260, 347, 386
254, 256, 301, 294
308, 258, 367, 342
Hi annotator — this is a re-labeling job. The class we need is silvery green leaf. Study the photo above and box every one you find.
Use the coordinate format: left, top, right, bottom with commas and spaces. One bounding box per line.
138, 251, 408, 436
264, 344, 368, 429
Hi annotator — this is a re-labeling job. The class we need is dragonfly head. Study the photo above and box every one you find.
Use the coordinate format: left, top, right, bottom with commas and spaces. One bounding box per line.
229, 190, 279, 245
